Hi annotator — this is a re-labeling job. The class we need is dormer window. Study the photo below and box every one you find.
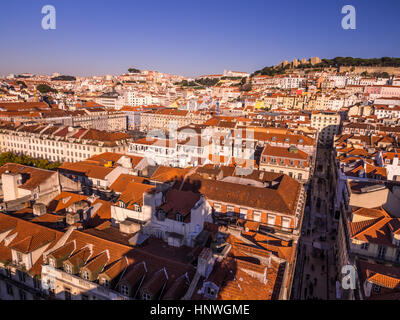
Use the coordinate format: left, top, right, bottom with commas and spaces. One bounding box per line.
119, 201, 126, 208
64, 263, 72, 274
142, 292, 151, 300
207, 287, 215, 296
372, 284, 381, 293
120, 284, 129, 296
361, 242, 369, 250
204, 283, 218, 299
214, 203, 221, 211
16, 252, 23, 264
157, 210, 165, 221
49, 258, 56, 267
101, 278, 109, 288
176, 214, 184, 222
82, 270, 90, 281
134, 204, 141, 212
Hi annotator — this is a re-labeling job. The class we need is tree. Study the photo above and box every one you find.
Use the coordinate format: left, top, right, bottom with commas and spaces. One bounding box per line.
0, 152, 61, 170
16, 81, 27, 89
128, 68, 141, 73
51, 75, 76, 81
37, 84, 57, 94
252, 57, 400, 75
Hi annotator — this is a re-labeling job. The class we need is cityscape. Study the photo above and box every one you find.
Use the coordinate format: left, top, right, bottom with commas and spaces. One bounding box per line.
0, 0, 400, 309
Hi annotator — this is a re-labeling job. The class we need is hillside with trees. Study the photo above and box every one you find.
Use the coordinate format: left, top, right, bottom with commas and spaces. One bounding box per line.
51, 75, 76, 81
128, 68, 141, 73
0, 153, 61, 170
36, 84, 58, 94
253, 57, 400, 76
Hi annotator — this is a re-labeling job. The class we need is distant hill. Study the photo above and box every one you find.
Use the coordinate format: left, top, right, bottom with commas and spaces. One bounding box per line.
253, 57, 400, 77
51, 75, 76, 81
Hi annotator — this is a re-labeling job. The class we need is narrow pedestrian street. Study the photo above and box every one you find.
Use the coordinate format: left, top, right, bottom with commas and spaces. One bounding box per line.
292, 147, 339, 299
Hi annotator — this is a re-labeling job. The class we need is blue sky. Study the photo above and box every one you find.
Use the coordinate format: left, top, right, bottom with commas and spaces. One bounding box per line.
0, 0, 399, 77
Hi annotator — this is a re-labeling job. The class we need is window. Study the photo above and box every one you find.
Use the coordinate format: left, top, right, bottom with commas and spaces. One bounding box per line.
214, 203, 222, 211
157, 210, 165, 221
142, 292, 151, 300
64, 263, 73, 274
372, 284, 381, 293
81, 294, 89, 300
268, 214, 276, 226
282, 217, 291, 230
49, 258, 56, 267
17, 252, 23, 263
396, 251, 400, 262
101, 278, 109, 288
176, 214, 184, 222
82, 270, 90, 280
378, 246, 386, 259
119, 201, 125, 208
64, 287, 72, 300
361, 242, 369, 251
239, 208, 247, 219
120, 284, 129, 296
298, 173, 303, 180
6, 284, 13, 296
206, 286, 216, 296
19, 289, 26, 300
17, 270, 26, 283
253, 211, 261, 222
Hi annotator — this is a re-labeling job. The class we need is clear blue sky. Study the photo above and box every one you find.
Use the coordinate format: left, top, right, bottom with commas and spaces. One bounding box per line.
0, 0, 399, 77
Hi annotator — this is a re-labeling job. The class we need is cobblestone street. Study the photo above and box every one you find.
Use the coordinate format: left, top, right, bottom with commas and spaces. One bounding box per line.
293, 147, 339, 299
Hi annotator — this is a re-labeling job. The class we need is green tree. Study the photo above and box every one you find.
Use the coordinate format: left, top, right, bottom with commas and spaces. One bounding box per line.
37, 84, 57, 94
128, 68, 141, 73
0, 152, 61, 170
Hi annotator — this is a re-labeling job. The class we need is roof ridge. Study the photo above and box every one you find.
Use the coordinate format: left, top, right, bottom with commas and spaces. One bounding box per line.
350, 216, 388, 238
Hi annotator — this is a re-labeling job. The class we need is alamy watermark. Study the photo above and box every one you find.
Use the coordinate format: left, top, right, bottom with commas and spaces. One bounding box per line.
341, 264, 356, 290
341, 5, 356, 30
41, 5, 56, 30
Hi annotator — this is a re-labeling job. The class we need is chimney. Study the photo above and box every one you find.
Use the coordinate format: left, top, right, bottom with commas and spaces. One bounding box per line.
363, 160, 367, 178
1, 172, 21, 202
33, 203, 47, 216
394, 154, 399, 167
197, 247, 215, 278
